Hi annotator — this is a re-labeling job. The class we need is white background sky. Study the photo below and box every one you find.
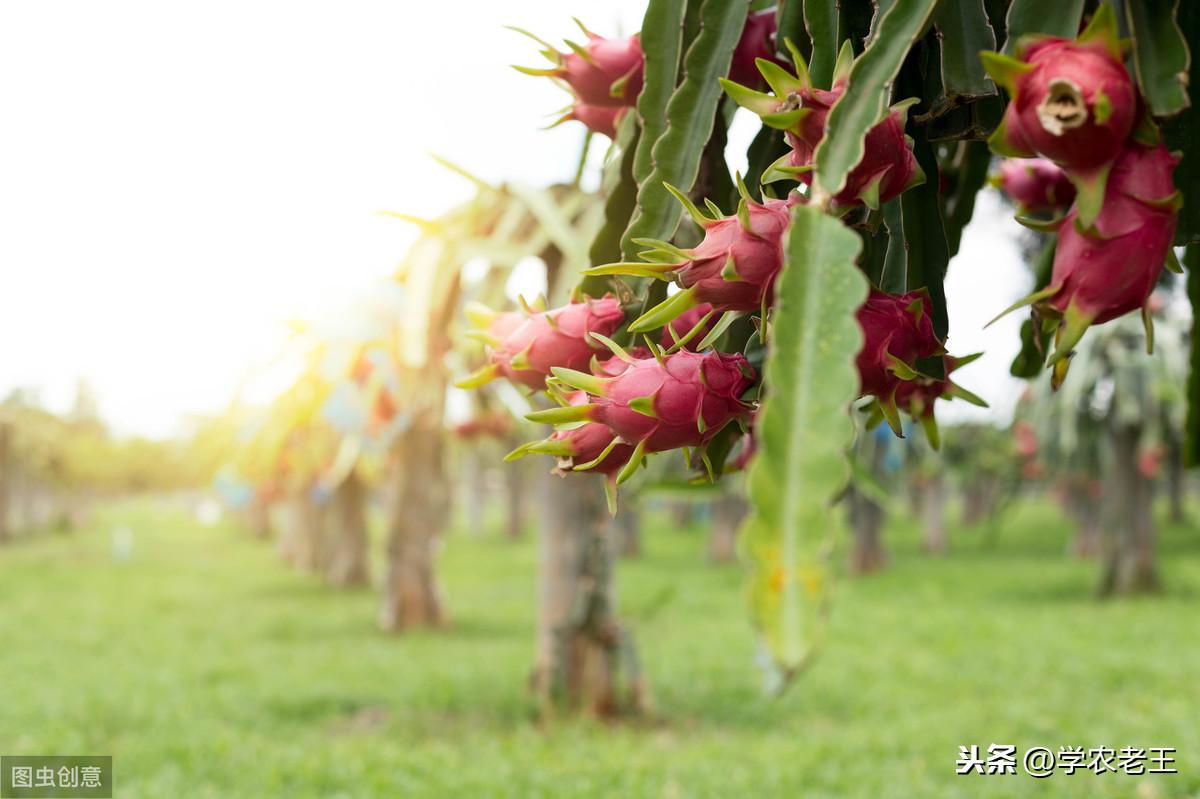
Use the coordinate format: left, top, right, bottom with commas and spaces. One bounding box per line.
0, 0, 1028, 438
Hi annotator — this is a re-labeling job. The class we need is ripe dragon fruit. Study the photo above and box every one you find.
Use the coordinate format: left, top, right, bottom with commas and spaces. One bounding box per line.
513, 21, 643, 138
584, 186, 791, 332
728, 9, 786, 87
457, 297, 625, 391
721, 40, 923, 210
980, 4, 1136, 226
509, 388, 634, 473
993, 141, 1181, 388
891, 354, 987, 448
526, 349, 756, 484
855, 288, 946, 433
993, 158, 1077, 215
561, 102, 627, 138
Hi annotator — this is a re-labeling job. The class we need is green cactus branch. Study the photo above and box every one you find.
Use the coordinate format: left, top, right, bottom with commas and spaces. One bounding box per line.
1002, 0, 1084, 52
813, 0, 941, 202
741, 203, 867, 688
621, 0, 750, 255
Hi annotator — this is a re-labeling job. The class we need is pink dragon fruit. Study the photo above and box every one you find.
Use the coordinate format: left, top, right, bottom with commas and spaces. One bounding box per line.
562, 102, 627, 138
721, 41, 924, 209
993, 158, 1076, 215
981, 5, 1135, 225
892, 354, 987, 448
527, 349, 756, 482
585, 187, 791, 332
514, 23, 643, 108
457, 297, 625, 391
728, 9, 786, 87
660, 303, 718, 350
855, 288, 945, 432
997, 141, 1180, 388
509, 390, 633, 476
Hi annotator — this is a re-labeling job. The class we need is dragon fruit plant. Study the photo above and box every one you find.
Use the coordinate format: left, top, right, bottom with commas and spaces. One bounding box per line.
456, 0, 1197, 700
985, 4, 1185, 389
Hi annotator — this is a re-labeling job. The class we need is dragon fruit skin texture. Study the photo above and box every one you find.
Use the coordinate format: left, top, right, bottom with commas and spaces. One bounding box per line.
505, 386, 634, 500
728, 9, 786, 87
585, 192, 791, 333
515, 26, 643, 108
458, 298, 625, 391
1037, 142, 1180, 376
549, 421, 633, 476
540, 389, 634, 478
720, 47, 923, 211
559, 32, 644, 108
854, 289, 944, 403
675, 199, 790, 311
513, 23, 643, 139
595, 350, 754, 453
536, 350, 756, 457
566, 102, 627, 139
994, 158, 1076, 215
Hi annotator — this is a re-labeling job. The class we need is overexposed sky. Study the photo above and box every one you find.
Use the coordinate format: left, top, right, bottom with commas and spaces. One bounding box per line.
0, 0, 1026, 437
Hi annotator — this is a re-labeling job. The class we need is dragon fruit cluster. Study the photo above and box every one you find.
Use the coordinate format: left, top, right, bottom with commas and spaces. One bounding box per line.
514, 10, 786, 138
458, 291, 752, 509
983, 5, 1181, 387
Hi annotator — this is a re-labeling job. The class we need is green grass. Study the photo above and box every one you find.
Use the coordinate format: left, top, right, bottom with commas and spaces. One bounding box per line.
1, 495, 1198, 798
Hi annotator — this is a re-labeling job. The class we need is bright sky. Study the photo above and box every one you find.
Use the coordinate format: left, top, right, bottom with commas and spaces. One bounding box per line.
0, 0, 1026, 438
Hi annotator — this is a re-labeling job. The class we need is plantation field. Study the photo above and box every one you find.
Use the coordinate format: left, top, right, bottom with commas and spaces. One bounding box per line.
1, 497, 1198, 798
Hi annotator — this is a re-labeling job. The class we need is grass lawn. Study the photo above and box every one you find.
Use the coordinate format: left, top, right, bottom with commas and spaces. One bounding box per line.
1, 494, 1198, 798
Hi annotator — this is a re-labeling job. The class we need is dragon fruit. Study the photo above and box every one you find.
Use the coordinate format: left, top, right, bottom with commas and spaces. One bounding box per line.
981, 5, 1135, 226
993, 158, 1076, 215
457, 297, 625, 391
855, 288, 946, 432
509, 390, 633, 475
527, 349, 756, 483
513, 22, 643, 108
729, 9, 786, 87
997, 141, 1180, 388
660, 303, 718, 350
721, 41, 923, 209
891, 354, 987, 448
585, 187, 791, 332
562, 102, 627, 138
